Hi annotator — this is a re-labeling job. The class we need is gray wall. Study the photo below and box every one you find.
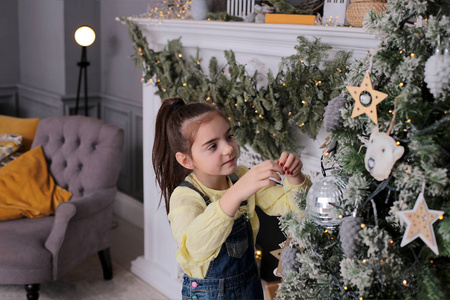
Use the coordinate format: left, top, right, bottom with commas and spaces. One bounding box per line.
18, 0, 66, 94
99, 0, 149, 200
0, 0, 20, 86
0, 0, 20, 115
0, 0, 153, 202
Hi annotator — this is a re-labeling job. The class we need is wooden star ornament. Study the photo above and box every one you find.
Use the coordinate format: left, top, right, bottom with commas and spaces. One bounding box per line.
346, 72, 388, 124
397, 192, 444, 255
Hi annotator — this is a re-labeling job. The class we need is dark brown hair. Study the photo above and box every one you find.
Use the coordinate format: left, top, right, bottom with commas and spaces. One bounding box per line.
152, 98, 224, 214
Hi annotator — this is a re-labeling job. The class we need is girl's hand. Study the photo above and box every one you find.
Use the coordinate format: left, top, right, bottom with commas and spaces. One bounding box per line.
234, 160, 284, 200
276, 151, 305, 185
220, 160, 284, 216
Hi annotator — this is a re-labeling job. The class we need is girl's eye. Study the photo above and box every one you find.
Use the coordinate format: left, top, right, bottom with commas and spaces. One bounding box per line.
227, 134, 234, 140
207, 144, 217, 151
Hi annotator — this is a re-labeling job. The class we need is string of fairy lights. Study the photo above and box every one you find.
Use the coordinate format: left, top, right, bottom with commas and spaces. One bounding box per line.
121, 16, 348, 158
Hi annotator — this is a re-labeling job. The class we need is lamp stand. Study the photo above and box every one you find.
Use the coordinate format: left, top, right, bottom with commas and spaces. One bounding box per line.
75, 46, 90, 116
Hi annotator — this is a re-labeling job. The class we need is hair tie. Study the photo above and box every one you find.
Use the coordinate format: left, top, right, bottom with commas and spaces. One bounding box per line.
171, 100, 184, 111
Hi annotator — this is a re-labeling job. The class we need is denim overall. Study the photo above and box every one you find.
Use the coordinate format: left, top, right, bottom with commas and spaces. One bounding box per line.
180, 174, 264, 300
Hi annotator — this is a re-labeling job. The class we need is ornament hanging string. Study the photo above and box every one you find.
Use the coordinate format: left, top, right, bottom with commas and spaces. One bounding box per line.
386, 93, 407, 134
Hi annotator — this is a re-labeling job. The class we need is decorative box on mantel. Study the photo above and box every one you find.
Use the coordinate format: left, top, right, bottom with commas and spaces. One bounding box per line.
128, 19, 379, 299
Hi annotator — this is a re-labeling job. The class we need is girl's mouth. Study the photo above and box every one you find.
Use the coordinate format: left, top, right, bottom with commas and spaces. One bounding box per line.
224, 158, 235, 165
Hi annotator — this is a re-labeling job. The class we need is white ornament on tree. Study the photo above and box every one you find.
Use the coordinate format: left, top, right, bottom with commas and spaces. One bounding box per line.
424, 48, 450, 100
397, 189, 444, 255
363, 127, 404, 181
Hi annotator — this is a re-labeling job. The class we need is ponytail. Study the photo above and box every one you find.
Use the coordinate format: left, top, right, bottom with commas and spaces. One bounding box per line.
152, 98, 221, 214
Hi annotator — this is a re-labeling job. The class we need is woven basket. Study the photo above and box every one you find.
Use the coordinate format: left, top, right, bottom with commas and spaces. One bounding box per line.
346, 0, 387, 27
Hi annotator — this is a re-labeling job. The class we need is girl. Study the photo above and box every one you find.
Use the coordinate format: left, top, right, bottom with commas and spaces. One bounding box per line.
153, 98, 311, 299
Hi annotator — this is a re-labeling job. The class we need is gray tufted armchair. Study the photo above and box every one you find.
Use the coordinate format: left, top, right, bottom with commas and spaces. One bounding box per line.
0, 115, 124, 300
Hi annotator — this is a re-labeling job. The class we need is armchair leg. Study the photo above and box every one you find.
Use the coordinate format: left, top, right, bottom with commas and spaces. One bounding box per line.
25, 284, 40, 300
98, 248, 113, 280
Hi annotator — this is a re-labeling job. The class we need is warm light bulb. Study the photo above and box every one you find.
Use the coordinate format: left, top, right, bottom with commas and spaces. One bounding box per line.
74, 26, 96, 47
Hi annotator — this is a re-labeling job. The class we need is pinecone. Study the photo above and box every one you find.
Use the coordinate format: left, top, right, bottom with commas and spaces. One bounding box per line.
339, 216, 362, 259
323, 96, 347, 132
280, 245, 301, 274
424, 49, 450, 100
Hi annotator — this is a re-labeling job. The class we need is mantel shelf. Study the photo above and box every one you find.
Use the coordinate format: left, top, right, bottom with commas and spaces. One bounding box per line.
132, 18, 379, 61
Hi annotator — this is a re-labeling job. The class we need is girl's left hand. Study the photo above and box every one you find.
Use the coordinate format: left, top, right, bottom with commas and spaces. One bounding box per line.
276, 151, 305, 185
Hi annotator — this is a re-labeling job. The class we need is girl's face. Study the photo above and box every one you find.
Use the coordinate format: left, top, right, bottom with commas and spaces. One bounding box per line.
189, 113, 238, 189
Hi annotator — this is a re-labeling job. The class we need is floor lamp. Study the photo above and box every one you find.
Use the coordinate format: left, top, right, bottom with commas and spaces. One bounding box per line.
74, 26, 96, 116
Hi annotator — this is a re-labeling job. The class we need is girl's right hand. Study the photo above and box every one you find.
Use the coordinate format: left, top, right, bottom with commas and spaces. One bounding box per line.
234, 160, 285, 200
220, 161, 284, 217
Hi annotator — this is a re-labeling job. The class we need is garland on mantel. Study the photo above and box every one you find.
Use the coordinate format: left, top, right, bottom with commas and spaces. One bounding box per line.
121, 17, 352, 159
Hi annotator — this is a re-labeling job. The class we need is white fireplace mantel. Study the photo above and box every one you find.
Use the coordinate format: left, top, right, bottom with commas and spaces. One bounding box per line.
129, 19, 379, 299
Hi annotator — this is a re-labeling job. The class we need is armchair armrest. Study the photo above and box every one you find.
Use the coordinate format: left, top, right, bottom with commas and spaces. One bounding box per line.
68, 187, 117, 221
44, 187, 117, 279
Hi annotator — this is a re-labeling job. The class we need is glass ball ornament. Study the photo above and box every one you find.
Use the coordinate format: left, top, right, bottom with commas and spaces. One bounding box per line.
306, 176, 347, 229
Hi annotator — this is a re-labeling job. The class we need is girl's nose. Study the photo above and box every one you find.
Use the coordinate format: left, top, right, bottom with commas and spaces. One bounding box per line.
223, 143, 233, 155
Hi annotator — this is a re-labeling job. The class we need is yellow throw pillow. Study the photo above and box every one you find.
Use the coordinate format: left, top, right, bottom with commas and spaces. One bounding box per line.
0, 146, 72, 221
0, 133, 22, 161
0, 115, 40, 151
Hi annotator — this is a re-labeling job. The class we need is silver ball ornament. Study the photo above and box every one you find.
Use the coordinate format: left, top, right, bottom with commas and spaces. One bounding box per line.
306, 176, 346, 229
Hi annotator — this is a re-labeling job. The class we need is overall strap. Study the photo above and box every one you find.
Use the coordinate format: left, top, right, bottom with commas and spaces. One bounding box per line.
179, 173, 243, 207
179, 181, 211, 206
229, 173, 239, 184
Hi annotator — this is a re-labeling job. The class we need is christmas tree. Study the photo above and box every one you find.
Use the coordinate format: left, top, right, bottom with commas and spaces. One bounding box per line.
276, 0, 450, 299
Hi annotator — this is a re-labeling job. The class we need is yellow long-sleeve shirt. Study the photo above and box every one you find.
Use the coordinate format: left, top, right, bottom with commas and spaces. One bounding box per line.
168, 165, 312, 279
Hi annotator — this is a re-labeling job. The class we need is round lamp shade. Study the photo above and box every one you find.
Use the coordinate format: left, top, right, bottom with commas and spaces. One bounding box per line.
74, 26, 96, 47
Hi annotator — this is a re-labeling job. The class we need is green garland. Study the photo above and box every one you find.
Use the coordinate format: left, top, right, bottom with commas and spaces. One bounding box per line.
121, 17, 351, 159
